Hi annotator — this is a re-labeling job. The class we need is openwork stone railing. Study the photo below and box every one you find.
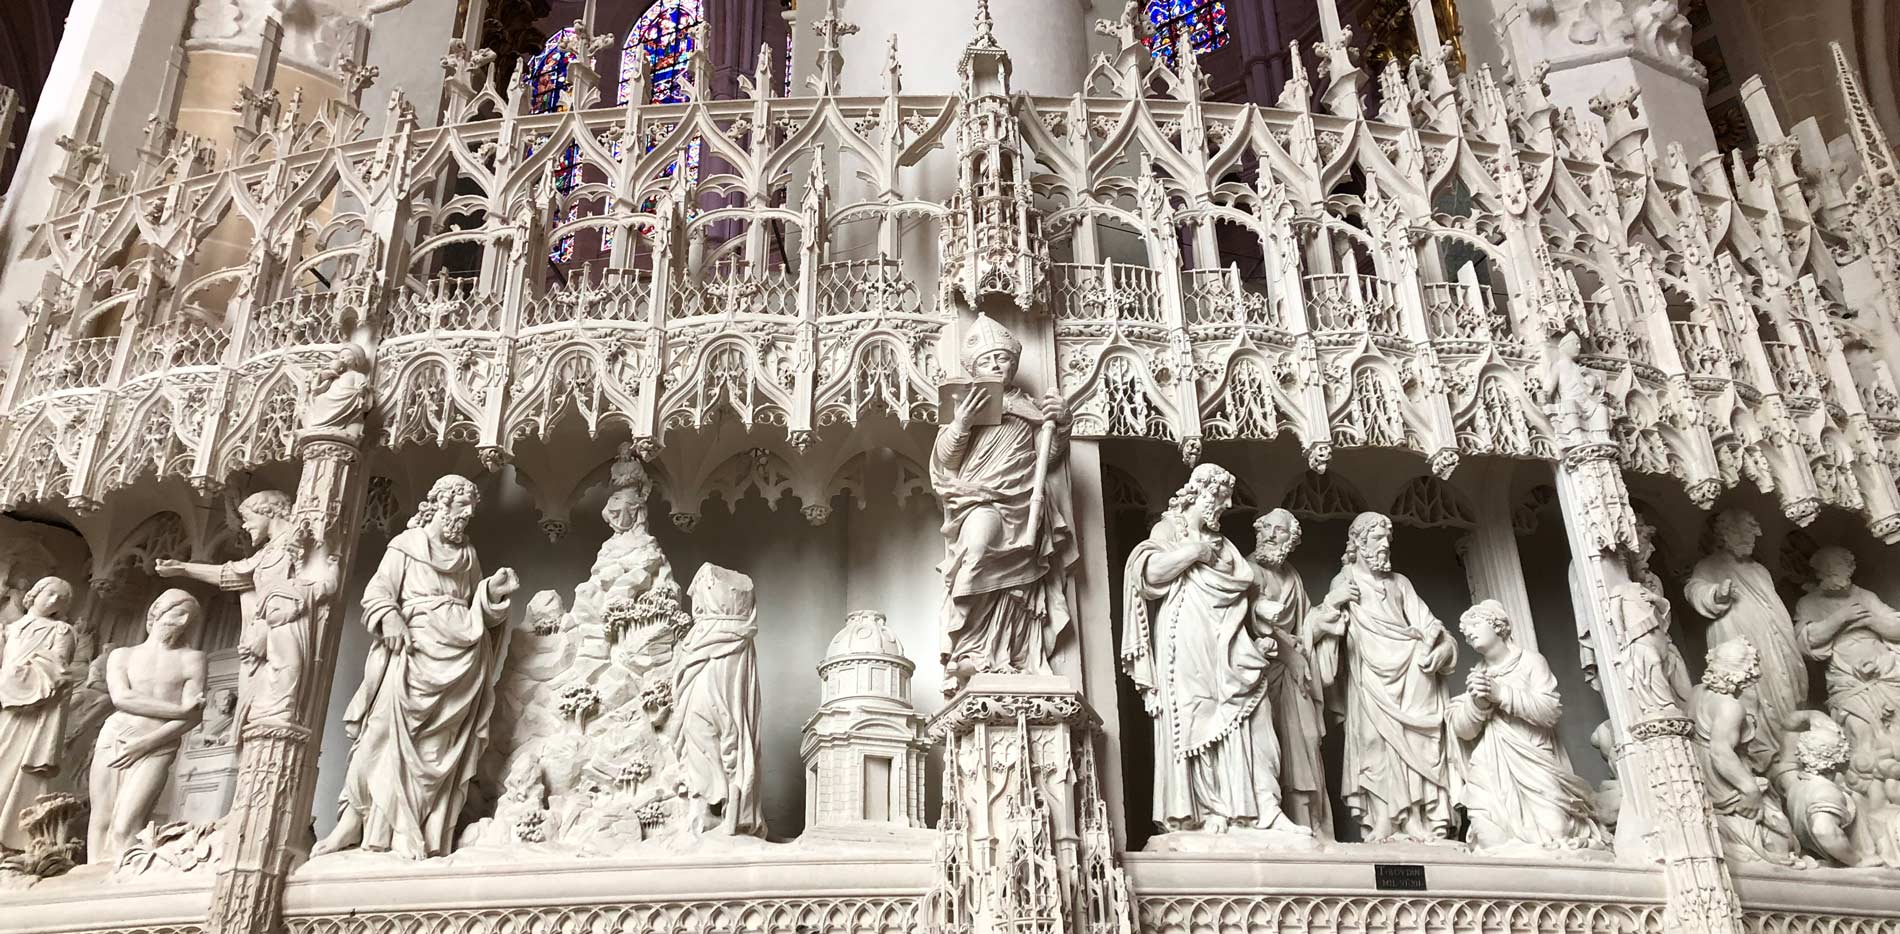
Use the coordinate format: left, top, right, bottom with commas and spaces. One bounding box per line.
4, 20, 1900, 542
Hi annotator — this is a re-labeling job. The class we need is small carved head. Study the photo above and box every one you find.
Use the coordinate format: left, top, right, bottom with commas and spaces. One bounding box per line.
1633, 519, 1659, 570
1252, 509, 1302, 567
1343, 512, 1394, 574
1168, 463, 1234, 533
22, 576, 73, 619
1557, 329, 1583, 358
1711, 508, 1761, 558
331, 343, 371, 376
145, 588, 203, 647
1809, 546, 1857, 594
413, 474, 481, 545
959, 313, 1022, 383
1458, 599, 1512, 653
238, 489, 294, 543
1795, 719, 1852, 776
1702, 638, 1761, 697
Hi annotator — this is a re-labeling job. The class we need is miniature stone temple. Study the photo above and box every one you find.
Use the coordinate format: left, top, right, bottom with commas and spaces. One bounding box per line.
802, 611, 929, 834
0, 0, 1898, 932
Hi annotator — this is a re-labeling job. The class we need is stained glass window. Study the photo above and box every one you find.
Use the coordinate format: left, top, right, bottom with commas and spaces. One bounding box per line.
1144, 0, 1230, 66
525, 29, 581, 263
622, 0, 704, 104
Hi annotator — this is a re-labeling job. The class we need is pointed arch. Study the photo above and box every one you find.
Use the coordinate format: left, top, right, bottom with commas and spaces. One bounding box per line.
623, 0, 704, 105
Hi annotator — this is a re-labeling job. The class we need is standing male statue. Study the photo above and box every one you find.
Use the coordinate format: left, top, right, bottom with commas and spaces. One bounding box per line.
88, 589, 206, 863
932, 313, 1075, 693
1311, 512, 1458, 842
1687, 509, 1806, 733
156, 490, 309, 727
1248, 509, 1332, 837
315, 475, 518, 859
1122, 465, 1302, 836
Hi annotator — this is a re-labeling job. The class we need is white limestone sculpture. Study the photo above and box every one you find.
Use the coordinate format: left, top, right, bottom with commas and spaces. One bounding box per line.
1686, 509, 1807, 735
1781, 712, 1861, 866
0, 577, 76, 851
156, 489, 305, 726
1248, 509, 1333, 838
1538, 329, 1612, 442
801, 610, 929, 834
1590, 722, 1621, 833
301, 343, 374, 439
1311, 512, 1458, 842
1692, 638, 1800, 865
315, 474, 518, 859
1794, 545, 1900, 865
932, 313, 1076, 693
1447, 600, 1608, 853
1599, 520, 1694, 717
87, 589, 207, 864
673, 564, 764, 838
1123, 465, 1304, 839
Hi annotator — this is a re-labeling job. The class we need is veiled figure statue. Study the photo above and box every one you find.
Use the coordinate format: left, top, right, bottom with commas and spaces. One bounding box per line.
0, 577, 76, 851
1311, 512, 1458, 842
672, 564, 764, 838
1447, 601, 1606, 853
316, 475, 518, 859
1687, 509, 1807, 735
1249, 509, 1332, 837
88, 589, 206, 863
931, 313, 1075, 692
1123, 465, 1303, 837
1794, 546, 1900, 864
1694, 638, 1799, 864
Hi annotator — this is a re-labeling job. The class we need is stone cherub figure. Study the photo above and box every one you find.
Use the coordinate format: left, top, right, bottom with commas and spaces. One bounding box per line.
1688, 509, 1807, 738
1311, 512, 1458, 843
316, 474, 518, 859
1123, 465, 1305, 839
932, 313, 1075, 693
0, 577, 77, 852
1447, 600, 1607, 853
88, 589, 207, 864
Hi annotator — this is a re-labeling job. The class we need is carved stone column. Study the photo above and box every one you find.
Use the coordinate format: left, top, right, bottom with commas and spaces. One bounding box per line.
1552, 438, 1741, 934
207, 426, 373, 934
925, 674, 1133, 934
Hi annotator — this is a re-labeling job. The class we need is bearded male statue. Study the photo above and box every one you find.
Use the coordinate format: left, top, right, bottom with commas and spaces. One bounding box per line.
1687, 509, 1806, 736
1248, 508, 1332, 837
1122, 465, 1303, 837
315, 475, 519, 859
1310, 512, 1457, 842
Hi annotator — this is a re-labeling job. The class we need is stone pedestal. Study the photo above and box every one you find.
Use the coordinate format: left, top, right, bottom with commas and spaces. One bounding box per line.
924, 674, 1132, 934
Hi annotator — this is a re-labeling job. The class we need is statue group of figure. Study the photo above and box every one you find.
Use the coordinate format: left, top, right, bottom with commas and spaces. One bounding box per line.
1678, 508, 1900, 869
1121, 464, 1606, 853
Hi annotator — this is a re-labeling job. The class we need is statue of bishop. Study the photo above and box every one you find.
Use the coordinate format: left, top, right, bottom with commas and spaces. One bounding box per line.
932, 314, 1075, 693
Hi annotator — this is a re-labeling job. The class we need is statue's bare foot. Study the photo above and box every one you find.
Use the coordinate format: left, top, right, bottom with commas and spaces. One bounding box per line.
1203, 816, 1230, 834
1258, 811, 1311, 836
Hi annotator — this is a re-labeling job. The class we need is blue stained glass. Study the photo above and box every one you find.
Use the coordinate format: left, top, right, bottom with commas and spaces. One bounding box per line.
1144, 0, 1230, 66
622, 0, 704, 104
524, 29, 582, 262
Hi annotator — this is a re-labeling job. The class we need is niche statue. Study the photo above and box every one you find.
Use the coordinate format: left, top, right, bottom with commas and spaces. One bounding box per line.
1122, 465, 1304, 839
0, 577, 77, 852
932, 313, 1076, 693
316, 474, 518, 859
88, 589, 207, 863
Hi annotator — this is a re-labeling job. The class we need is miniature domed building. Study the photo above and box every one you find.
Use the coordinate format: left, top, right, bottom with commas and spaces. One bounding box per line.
801, 611, 928, 829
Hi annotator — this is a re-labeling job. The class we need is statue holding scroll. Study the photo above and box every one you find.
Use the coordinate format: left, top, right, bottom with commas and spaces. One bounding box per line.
932, 314, 1075, 693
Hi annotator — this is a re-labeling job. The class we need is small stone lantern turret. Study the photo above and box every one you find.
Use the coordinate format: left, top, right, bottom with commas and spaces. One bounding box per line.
801, 611, 929, 832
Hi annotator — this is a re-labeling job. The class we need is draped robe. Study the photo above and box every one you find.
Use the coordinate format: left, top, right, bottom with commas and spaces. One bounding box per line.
1795, 586, 1900, 750
0, 613, 74, 849
1688, 553, 1806, 731
672, 565, 764, 836
210, 539, 307, 727
932, 389, 1075, 676
340, 529, 509, 858
1319, 566, 1455, 838
1447, 649, 1605, 850
1123, 520, 1277, 827
1252, 559, 1332, 836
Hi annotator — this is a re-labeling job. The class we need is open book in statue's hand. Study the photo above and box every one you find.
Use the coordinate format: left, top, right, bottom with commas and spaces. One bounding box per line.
938, 377, 1006, 427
